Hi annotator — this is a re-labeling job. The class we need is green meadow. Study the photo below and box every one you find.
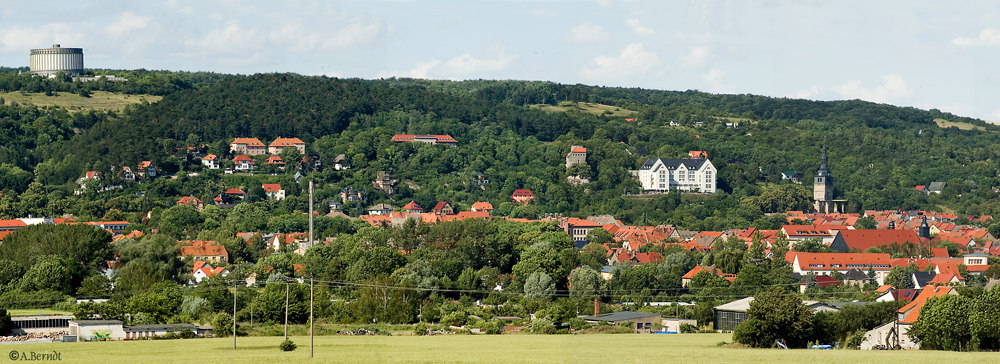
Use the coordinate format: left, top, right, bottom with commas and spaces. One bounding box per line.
6, 333, 997, 364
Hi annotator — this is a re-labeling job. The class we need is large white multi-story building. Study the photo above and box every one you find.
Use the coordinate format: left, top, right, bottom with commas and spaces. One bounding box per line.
637, 158, 716, 193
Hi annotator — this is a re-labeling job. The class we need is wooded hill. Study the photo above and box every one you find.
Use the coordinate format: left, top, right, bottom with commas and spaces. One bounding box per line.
1, 71, 1000, 231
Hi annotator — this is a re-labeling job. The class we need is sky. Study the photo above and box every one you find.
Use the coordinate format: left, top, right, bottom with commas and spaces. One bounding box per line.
2, 1, 1000, 121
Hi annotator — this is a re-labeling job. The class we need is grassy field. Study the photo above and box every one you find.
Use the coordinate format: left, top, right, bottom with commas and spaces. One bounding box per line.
933, 118, 986, 131
7, 333, 997, 363
530, 101, 638, 118
0, 91, 162, 112
5, 308, 72, 316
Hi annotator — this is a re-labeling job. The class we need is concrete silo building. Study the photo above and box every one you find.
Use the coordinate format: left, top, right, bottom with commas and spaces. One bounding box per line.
29, 44, 84, 76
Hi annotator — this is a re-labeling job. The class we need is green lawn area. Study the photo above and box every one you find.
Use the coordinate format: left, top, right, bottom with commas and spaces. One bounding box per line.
529, 101, 638, 118
933, 118, 987, 131
0, 91, 162, 112
8, 333, 997, 363
5, 308, 72, 316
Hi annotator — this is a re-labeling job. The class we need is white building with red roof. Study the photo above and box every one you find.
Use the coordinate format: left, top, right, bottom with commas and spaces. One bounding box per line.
202, 154, 220, 169
233, 155, 254, 171
391, 134, 457, 145
566, 145, 587, 169
230, 138, 266, 155
262, 183, 285, 201
267, 137, 306, 154
511, 189, 535, 205
471, 202, 493, 213
191, 261, 229, 284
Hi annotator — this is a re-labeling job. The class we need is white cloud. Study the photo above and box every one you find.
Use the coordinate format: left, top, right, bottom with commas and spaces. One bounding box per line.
703, 67, 735, 94
0, 23, 88, 55
565, 22, 611, 44
680, 46, 712, 68
626, 18, 655, 36
597, 0, 615, 8
831, 74, 912, 104
377, 46, 515, 80
951, 29, 1000, 46
185, 17, 384, 55
580, 43, 661, 80
106, 12, 152, 37
792, 85, 821, 99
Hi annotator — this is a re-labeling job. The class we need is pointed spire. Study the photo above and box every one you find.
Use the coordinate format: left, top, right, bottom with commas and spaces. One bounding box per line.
816, 142, 831, 178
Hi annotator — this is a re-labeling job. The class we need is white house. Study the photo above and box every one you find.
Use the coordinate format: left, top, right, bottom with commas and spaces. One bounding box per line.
637, 158, 716, 193
233, 155, 254, 171
202, 154, 220, 169
190, 261, 229, 284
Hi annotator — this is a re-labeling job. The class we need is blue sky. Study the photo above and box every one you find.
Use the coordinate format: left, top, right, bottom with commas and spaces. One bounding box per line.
2, 1, 1000, 121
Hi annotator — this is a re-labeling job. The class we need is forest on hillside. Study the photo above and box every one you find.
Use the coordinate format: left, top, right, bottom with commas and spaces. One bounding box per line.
1, 71, 999, 233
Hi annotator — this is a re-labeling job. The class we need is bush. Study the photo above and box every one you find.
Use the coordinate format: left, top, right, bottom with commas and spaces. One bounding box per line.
280, 339, 297, 351
680, 323, 698, 333
179, 328, 196, 339
845, 330, 864, 349
414, 322, 429, 336
213, 313, 235, 337
441, 311, 468, 327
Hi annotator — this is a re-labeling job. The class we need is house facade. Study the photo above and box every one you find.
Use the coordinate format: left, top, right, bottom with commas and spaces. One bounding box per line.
202, 154, 220, 169
391, 134, 458, 145
262, 183, 286, 201
267, 137, 306, 154
233, 155, 254, 171
637, 158, 716, 193
511, 189, 535, 205
230, 138, 266, 155
566, 146, 587, 169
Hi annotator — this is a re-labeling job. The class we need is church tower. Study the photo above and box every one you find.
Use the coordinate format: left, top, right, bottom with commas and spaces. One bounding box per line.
813, 144, 834, 213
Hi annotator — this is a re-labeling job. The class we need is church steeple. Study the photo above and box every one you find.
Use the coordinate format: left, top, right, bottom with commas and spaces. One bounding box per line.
814, 143, 834, 213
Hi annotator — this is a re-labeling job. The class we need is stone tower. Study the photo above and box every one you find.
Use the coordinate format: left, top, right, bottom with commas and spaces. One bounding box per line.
813, 144, 834, 213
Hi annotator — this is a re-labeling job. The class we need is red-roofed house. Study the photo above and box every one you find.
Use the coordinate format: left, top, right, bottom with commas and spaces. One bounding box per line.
681, 265, 737, 287
609, 250, 664, 265
267, 137, 306, 154
566, 146, 587, 168
233, 155, 254, 171
178, 195, 204, 211
801, 275, 843, 293
914, 185, 928, 194
786, 251, 893, 284
432, 201, 454, 215
191, 261, 229, 284
265, 155, 285, 168
511, 189, 535, 205
78, 171, 101, 184
403, 201, 423, 213
226, 188, 245, 199
230, 138, 266, 155
261, 183, 285, 201
471, 202, 493, 213
560, 217, 603, 242
179, 241, 229, 262
391, 134, 458, 145
830, 230, 921, 253
898, 286, 957, 323
202, 154, 220, 169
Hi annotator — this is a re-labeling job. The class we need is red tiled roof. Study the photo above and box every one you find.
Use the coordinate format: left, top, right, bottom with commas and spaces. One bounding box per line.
391, 134, 457, 143
0, 219, 27, 228
233, 155, 254, 162
178, 196, 202, 205
930, 247, 949, 258
138, 161, 153, 169
837, 230, 921, 251
262, 184, 282, 192
268, 137, 305, 147
203, 154, 219, 161
569, 147, 586, 155
180, 244, 228, 257
786, 252, 893, 270
265, 156, 285, 164
403, 201, 422, 210
226, 188, 245, 195
231, 138, 264, 147
812, 275, 842, 287
898, 286, 955, 323
0, 230, 13, 241
471, 202, 493, 211
688, 151, 708, 159
433, 201, 448, 212
512, 189, 534, 197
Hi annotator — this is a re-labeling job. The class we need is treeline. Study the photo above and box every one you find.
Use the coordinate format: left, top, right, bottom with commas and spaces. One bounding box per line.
0, 67, 231, 96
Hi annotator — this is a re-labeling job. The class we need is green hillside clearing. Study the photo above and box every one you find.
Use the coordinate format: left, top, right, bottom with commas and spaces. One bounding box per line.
530, 101, 638, 117
0, 91, 162, 112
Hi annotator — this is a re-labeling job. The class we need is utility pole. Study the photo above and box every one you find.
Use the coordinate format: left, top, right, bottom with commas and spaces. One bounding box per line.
310, 275, 315, 358
284, 281, 289, 341
233, 280, 237, 350
309, 180, 314, 249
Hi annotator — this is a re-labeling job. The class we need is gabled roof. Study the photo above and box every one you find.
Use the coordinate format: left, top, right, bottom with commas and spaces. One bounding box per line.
842, 268, 869, 281
265, 156, 285, 164
811, 275, 842, 287
203, 154, 219, 161
268, 137, 305, 147
262, 184, 282, 192
639, 158, 710, 171
471, 202, 493, 211
178, 196, 202, 205
180, 244, 228, 257
688, 151, 708, 159
836, 230, 921, 251
233, 155, 254, 163
403, 201, 422, 210
391, 134, 457, 143
139, 161, 153, 168
83, 171, 101, 179
511, 189, 534, 197
0, 219, 28, 228
226, 188, 245, 195
231, 138, 264, 146
432, 201, 449, 212
786, 252, 893, 270
369, 203, 393, 211
568, 146, 587, 155
898, 286, 955, 323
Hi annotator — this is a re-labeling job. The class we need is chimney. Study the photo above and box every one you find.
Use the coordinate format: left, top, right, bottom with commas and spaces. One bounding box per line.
594, 298, 600, 316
